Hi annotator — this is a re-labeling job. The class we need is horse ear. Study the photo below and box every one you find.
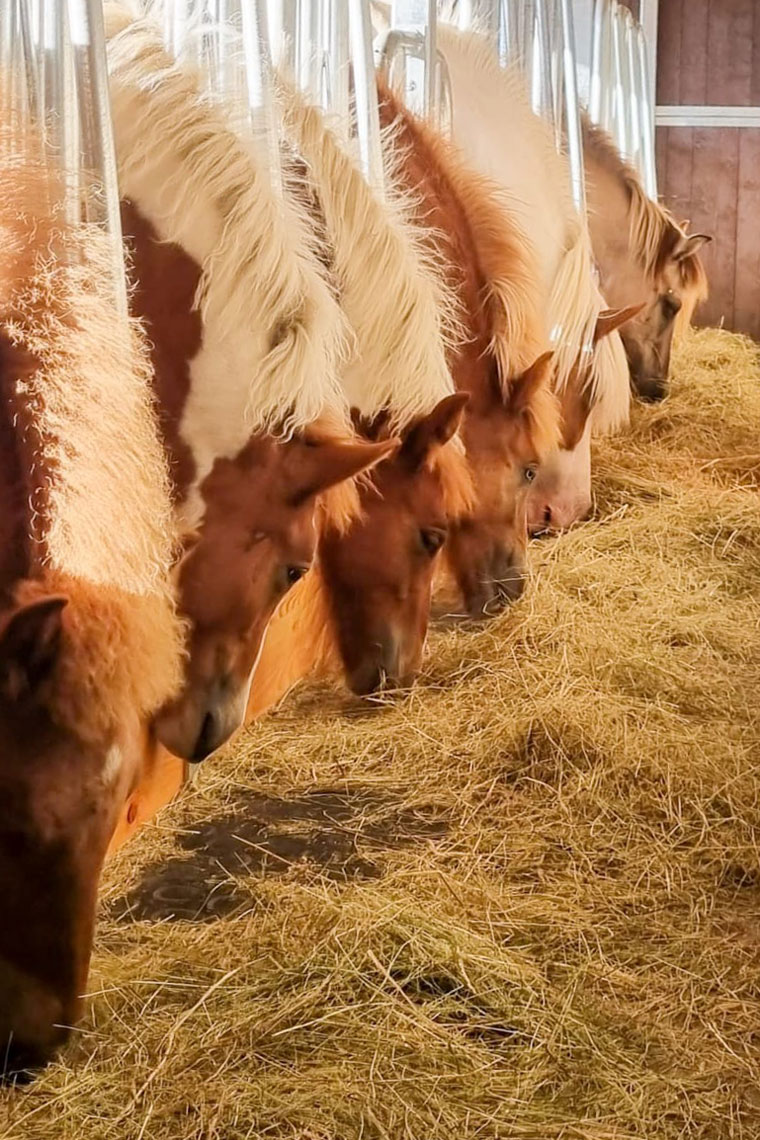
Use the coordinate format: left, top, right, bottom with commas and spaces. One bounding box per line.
509, 351, 554, 416
673, 233, 711, 261
289, 438, 399, 504
593, 303, 645, 343
400, 393, 469, 471
0, 596, 68, 705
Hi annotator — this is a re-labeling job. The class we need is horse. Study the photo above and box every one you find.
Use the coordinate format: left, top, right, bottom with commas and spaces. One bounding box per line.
270, 79, 472, 694
0, 131, 184, 1076
581, 116, 710, 402
432, 22, 632, 534
105, 8, 393, 755
375, 82, 561, 615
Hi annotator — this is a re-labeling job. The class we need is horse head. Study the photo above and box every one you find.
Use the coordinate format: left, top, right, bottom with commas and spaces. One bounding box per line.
154, 432, 395, 758
319, 396, 470, 695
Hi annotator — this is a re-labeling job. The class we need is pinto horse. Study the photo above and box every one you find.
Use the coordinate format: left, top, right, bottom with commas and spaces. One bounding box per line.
105, 10, 392, 755
0, 135, 183, 1075
581, 117, 710, 402
434, 23, 632, 534
376, 84, 559, 616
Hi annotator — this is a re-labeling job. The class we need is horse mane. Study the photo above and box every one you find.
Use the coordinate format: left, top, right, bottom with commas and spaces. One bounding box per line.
377, 81, 546, 386
435, 24, 624, 427
275, 75, 459, 432
105, 5, 349, 444
0, 128, 183, 737
581, 116, 709, 326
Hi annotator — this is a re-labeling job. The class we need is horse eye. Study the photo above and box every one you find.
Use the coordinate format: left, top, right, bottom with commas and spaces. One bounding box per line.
420, 527, 447, 556
523, 465, 538, 484
662, 291, 681, 318
285, 564, 308, 587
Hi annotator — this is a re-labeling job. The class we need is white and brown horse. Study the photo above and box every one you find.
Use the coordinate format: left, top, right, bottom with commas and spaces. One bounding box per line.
0, 131, 183, 1075
105, 9, 392, 755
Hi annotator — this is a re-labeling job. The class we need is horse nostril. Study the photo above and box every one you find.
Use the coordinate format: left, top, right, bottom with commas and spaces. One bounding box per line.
543, 505, 552, 526
192, 711, 217, 763
0, 1039, 51, 1083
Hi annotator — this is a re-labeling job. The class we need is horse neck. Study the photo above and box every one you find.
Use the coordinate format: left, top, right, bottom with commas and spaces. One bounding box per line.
377, 99, 492, 397
583, 147, 639, 291
121, 199, 201, 501
0, 334, 47, 601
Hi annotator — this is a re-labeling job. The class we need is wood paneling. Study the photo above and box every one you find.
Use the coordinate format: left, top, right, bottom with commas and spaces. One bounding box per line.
656, 0, 760, 339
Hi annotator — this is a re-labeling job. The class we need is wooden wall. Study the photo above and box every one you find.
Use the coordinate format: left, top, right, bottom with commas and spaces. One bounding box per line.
655, 0, 760, 338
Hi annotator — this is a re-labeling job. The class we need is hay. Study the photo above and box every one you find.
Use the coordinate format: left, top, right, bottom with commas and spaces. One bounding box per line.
3, 327, 760, 1138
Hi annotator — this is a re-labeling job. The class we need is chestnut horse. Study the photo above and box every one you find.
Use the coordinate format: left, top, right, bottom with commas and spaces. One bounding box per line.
105, 9, 392, 754
376, 84, 560, 615
273, 80, 472, 693
581, 117, 710, 402
435, 23, 632, 533
0, 136, 183, 1075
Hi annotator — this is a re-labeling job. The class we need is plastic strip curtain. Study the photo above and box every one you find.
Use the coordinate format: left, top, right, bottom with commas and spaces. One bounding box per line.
0, 0, 128, 314
158, 0, 282, 191
588, 0, 657, 198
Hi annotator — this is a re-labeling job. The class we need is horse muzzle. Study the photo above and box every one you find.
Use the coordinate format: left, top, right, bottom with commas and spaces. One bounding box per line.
154, 676, 248, 762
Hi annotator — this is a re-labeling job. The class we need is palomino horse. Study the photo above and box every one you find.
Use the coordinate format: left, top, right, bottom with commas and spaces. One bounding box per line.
0, 136, 183, 1075
274, 80, 473, 693
434, 23, 632, 534
105, 9, 393, 754
376, 83, 560, 614
581, 117, 710, 402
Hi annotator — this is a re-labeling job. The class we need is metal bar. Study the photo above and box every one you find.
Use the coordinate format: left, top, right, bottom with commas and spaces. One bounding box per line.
240, 0, 283, 191
349, 0, 385, 193
326, 0, 350, 124
73, 0, 128, 315
559, 0, 585, 216
635, 24, 656, 195
656, 105, 760, 128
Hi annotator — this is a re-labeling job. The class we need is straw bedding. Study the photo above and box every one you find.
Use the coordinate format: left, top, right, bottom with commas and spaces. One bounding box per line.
3, 327, 760, 1139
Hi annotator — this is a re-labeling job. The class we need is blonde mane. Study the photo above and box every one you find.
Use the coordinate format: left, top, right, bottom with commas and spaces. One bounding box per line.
436, 24, 629, 433
582, 116, 709, 329
104, 6, 349, 462
378, 81, 546, 384
0, 130, 183, 736
274, 76, 459, 433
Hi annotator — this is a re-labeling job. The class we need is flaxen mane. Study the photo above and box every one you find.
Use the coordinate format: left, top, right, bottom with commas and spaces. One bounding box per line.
0, 131, 183, 740
436, 24, 630, 433
275, 78, 473, 519
582, 116, 709, 327
104, 5, 349, 448
377, 84, 551, 421
275, 76, 458, 429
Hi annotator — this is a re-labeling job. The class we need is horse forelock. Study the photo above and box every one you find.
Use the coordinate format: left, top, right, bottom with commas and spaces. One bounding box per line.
106, 9, 349, 458
429, 438, 476, 520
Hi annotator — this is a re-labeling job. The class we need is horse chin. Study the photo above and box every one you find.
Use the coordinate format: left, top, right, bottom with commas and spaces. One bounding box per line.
153, 687, 247, 762
463, 572, 525, 620
632, 373, 668, 402
0, 962, 72, 1082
